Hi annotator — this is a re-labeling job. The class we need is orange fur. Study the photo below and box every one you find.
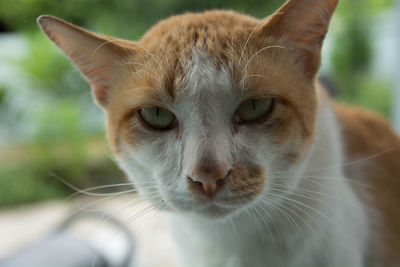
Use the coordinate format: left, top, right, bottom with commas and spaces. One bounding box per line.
334, 103, 400, 266
227, 162, 265, 199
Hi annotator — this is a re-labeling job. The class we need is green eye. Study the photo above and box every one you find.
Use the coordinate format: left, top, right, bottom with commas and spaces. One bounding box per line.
139, 107, 176, 130
236, 98, 273, 123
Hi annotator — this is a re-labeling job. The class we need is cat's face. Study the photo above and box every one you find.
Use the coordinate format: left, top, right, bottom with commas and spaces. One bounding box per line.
38, 0, 338, 219
107, 21, 318, 218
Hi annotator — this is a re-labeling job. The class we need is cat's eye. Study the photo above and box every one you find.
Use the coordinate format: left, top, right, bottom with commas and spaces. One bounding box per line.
138, 107, 176, 130
236, 98, 273, 123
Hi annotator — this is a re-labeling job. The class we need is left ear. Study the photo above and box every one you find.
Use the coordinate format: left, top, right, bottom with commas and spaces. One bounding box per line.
37, 15, 139, 108
258, 0, 338, 78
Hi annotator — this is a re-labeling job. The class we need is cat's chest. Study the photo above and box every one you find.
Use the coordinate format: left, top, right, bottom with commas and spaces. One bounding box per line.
174, 237, 290, 267
173, 238, 310, 267
169, 218, 305, 267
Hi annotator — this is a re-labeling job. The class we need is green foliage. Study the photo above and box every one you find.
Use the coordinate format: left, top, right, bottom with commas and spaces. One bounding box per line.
0, 95, 124, 207
0, 142, 124, 207
0, 35, 123, 206
0, 166, 66, 207
337, 0, 394, 16
13, 32, 89, 98
0, 85, 6, 105
33, 101, 89, 181
331, 0, 393, 117
337, 76, 392, 118
0, 0, 279, 36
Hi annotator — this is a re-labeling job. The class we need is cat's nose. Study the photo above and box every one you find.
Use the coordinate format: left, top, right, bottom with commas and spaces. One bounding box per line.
187, 169, 229, 197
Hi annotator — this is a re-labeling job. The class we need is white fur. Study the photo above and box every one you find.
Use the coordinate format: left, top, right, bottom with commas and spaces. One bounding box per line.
115, 52, 368, 267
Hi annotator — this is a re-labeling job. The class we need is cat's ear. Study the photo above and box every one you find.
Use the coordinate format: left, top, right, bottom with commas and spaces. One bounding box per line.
259, 0, 338, 78
37, 15, 136, 107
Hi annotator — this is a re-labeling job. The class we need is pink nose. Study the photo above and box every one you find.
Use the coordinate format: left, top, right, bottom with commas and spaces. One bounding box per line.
187, 169, 229, 197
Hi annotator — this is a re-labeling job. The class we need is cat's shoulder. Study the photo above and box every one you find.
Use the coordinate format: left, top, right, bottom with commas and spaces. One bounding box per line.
332, 101, 400, 267
333, 102, 400, 155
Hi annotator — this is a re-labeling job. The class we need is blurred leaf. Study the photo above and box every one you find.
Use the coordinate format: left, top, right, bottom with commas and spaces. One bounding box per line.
337, 76, 392, 118
0, 85, 6, 105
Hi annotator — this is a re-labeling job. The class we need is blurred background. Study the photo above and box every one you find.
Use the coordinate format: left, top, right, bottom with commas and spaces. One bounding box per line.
0, 0, 399, 246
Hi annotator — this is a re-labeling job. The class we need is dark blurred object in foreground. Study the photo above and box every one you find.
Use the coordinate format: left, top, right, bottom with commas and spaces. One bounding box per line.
0, 212, 134, 267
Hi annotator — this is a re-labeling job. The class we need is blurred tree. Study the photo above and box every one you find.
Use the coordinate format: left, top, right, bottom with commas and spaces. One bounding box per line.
331, 0, 394, 117
0, 0, 279, 36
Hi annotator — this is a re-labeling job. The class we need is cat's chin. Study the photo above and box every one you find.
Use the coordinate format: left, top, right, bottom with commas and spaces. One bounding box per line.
194, 204, 236, 219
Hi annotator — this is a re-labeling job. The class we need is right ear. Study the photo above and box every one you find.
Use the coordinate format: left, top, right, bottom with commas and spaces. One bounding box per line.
256, 0, 338, 79
37, 15, 137, 108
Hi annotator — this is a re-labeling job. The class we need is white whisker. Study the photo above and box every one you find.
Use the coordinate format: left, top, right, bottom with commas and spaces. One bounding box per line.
238, 17, 271, 67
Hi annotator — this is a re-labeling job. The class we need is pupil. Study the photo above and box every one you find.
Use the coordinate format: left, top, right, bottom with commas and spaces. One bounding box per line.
156, 107, 160, 116
252, 100, 256, 111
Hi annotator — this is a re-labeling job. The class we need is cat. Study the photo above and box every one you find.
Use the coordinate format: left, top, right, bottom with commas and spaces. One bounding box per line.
37, 0, 400, 266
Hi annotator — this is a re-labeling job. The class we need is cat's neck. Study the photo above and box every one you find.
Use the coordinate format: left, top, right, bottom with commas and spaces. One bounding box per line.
169, 86, 368, 267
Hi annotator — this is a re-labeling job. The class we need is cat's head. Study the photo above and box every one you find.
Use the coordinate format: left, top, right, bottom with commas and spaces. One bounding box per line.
38, 0, 338, 219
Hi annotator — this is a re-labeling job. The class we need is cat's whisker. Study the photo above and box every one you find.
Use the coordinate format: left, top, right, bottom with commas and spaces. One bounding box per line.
130, 42, 172, 85
269, 191, 359, 250
48, 172, 137, 200
251, 201, 276, 242
282, 148, 392, 174
69, 188, 159, 216
64, 188, 137, 201
122, 201, 166, 226
243, 206, 266, 240
84, 196, 149, 236
123, 61, 148, 69
89, 200, 165, 267
269, 173, 374, 190
50, 171, 161, 203
116, 204, 164, 265
268, 191, 335, 226
253, 206, 272, 243
273, 198, 306, 243
265, 195, 333, 266
226, 214, 240, 243
90, 39, 123, 59
229, 35, 235, 79
242, 74, 268, 80
259, 195, 304, 242
242, 45, 286, 73
269, 175, 333, 193
258, 203, 286, 248
267, 184, 357, 210
128, 207, 165, 263
65, 184, 137, 201
266, 182, 360, 208
237, 16, 271, 67
299, 176, 375, 190
131, 69, 162, 85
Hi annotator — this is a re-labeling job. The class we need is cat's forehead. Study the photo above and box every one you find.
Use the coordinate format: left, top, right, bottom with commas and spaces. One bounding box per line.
124, 11, 274, 103
115, 10, 310, 112
179, 50, 234, 100
140, 11, 260, 55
